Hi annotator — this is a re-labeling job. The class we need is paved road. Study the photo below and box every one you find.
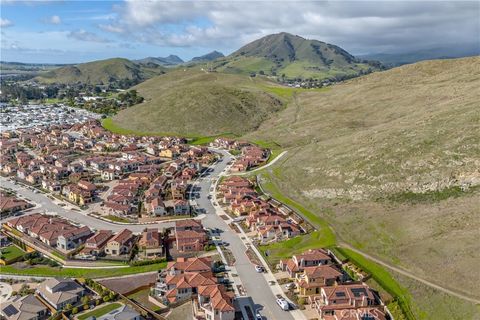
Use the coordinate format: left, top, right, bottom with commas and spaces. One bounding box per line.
194, 149, 295, 320
0, 177, 176, 233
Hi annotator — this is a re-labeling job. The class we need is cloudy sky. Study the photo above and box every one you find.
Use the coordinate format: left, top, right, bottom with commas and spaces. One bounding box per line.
1, 0, 479, 63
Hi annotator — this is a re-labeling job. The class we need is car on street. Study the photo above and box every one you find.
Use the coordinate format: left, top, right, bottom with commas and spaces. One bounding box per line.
285, 283, 295, 290
276, 297, 289, 311
254, 265, 264, 273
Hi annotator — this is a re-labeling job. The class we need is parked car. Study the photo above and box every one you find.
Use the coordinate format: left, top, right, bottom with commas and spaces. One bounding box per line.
255, 265, 264, 273
276, 298, 289, 311
255, 311, 262, 320
285, 283, 295, 290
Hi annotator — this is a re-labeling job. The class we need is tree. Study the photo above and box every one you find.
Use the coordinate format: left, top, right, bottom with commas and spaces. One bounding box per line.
81, 296, 90, 305
64, 303, 73, 311
71, 307, 79, 315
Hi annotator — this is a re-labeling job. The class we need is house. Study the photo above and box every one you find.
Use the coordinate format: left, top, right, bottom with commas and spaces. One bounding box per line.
0, 195, 31, 215
138, 228, 163, 257
105, 229, 135, 256
295, 265, 343, 296
280, 249, 333, 278
36, 278, 85, 310
165, 199, 190, 215
82, 230, 113, 256
78, 180, 96, 192
197, 285, 235, 320
175, 229, 207, 252
102, 304, 143, 320
0, 294, 48, 320
56, 225, 92, 251
173, 221, 205, 253
312, 284, 383, 319
147, 197, 166, 216
154, 257, 216, 304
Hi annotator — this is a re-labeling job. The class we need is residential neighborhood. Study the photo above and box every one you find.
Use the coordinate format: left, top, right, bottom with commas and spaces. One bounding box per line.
0, 116, 396, 320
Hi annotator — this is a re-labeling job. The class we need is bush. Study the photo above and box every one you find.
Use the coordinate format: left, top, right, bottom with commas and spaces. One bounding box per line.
129, 257, 166, 266
83, 304, 89, 311
71, 307, 78, 315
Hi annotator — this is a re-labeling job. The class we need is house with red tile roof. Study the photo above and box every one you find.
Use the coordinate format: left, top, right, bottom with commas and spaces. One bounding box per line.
311, 284, 384, 319
82, 230, 113, 256
296, 265, 344, 296
138, 228, 163, 257
105, 229, 135, 256
196, 285, 236, 320
280, 249, 333, 278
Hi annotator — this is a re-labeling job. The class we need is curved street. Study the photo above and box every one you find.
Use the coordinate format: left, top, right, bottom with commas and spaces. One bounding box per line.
1, 149, 297, 319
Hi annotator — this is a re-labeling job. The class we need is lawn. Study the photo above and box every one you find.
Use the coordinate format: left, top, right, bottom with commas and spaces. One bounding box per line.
258, 231, 335, 267
78, 302, 122, 320
103, 215, 132, 223
127, 288, 162, 312
0, 261, 167, 278
0, 244, 25, 262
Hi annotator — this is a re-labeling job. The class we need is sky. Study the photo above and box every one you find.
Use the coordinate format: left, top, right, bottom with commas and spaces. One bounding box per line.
1, 0, 479, 64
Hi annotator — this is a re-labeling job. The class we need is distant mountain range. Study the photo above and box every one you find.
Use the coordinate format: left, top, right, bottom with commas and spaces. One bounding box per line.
135, 55, 184, 66
191, 51, 225, 62
208, 32, 382, 80
34, 58, 165, 86
25, 33, 479, 86
358, 44, 480, 66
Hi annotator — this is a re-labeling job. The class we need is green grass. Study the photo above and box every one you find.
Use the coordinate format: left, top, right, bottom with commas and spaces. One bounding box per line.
258, 231, 335, 266
0, 261, 167, 278
50, 250, 66, 260
0, 245, 25, 262
127, 288, 162, 312
103, 118, 236, 145
103, 214, 132, 223
78, 302, 122, 320
188, 133, 237, 145
258, 172, 415, 319
336, 247, 415, 320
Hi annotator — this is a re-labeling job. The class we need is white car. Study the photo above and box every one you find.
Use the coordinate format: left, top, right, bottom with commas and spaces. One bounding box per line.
254, 265, 264, 273
276, 298, 289, 311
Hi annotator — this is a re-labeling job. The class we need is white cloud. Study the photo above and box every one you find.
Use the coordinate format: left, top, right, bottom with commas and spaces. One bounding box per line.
0, 18, 14, 28
44, 15, 62, 25
111, 1, 480, 54
68, 29, 111, 43
98, 24, 124, 34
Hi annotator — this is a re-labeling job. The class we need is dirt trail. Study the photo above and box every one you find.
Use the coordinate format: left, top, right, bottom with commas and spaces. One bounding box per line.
340, 242, 480, 304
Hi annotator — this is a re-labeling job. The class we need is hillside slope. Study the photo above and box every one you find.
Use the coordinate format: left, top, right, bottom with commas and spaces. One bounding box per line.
211, 32, 382, 80
247, 57, 480, 317
35, 58, 165, 86
110, 69, 284, 136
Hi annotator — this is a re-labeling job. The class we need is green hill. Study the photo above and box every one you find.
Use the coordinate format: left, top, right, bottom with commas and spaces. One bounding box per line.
247, 57, 480, 319
34, 58, 166, 86
210, 32, 382, 80
109, 69, 285, 136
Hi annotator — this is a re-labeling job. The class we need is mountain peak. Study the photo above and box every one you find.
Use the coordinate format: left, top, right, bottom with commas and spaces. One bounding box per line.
191, 51, 225, 62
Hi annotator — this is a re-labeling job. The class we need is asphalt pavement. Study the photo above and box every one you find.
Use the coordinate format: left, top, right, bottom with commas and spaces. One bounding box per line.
195, 149, 296, 320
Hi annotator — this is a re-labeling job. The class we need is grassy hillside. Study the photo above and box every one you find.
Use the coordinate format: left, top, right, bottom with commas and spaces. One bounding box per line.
210, 32, 382, 80
247, 57, 480, 318
35, 58, 165, 85
110, 69, 285, 136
